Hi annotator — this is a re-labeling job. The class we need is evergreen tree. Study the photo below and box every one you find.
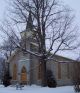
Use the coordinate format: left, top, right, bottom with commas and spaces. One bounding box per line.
46, 69, 57, 88
3, 71, 12, 87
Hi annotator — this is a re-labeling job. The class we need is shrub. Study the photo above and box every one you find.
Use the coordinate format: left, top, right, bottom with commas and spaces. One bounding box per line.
46, 69, 57, 88
3, 71, 12, 87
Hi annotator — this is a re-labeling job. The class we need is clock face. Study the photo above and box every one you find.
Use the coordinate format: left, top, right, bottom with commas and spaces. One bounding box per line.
21, 31, 33, 38
27, 31, 33, 37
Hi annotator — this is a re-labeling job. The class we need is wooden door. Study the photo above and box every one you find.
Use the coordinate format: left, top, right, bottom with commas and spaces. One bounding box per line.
21, 66, 27, 84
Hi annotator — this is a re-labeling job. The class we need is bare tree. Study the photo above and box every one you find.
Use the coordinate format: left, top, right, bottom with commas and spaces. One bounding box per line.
72, 55, 80, 92
1, 0, 79, 86
72, 62, 80, 92
0, 33, 17, 60
0, 57, 5, 83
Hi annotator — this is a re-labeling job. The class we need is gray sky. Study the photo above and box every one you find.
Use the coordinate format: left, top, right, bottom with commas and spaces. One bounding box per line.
0, 0, 7, 21
0, 0, 80, 60
61, 0, 80, 25
0, 0, 80, 22
57, 0, 80, 59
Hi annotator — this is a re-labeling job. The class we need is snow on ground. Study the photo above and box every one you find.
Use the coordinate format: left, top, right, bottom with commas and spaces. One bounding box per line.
0, 85, 75, 93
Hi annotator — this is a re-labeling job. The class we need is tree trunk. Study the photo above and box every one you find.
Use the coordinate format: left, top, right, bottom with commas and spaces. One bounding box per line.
40, 55, 47, 87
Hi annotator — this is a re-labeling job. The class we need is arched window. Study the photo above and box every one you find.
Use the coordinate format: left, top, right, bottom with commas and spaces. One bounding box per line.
13, 64, 17, 80
67, 63, 70, 79
58, 63, 61, 79
38, 63, 42, 80
21, 66, 27, 82
22, 66, 26, 73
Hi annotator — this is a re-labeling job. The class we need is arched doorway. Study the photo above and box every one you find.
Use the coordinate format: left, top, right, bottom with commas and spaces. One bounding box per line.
13, 64, 17, 80
21, 66, 27, 84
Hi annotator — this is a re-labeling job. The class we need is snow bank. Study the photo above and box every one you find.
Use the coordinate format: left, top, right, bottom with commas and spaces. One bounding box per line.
0, 85, 75, 93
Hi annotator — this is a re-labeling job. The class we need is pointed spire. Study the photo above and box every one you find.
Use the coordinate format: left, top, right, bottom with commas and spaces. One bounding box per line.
26, 10, 33, 31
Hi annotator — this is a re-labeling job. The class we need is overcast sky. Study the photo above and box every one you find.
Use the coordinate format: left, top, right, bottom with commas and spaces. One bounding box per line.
0, 0, 80, 22
0, 0, 6, 20
62, 0, 80, 25
0, 0, 80, 60
58, 0, 80, 59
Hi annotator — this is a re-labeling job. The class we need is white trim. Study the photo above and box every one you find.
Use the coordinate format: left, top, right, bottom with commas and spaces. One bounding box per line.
19, 59, 30, 62
30, 42, 38, 47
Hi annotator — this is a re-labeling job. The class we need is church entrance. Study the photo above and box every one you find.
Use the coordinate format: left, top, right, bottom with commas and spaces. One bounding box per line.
21, 66, 27, 84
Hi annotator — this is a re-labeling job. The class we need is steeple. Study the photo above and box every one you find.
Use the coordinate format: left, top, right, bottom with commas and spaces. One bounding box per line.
20, 11, 33, 39
26, 10, 33, 31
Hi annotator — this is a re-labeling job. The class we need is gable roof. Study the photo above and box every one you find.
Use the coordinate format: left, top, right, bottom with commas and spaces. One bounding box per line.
6, 49, 20, 63
7, 48, 78, 64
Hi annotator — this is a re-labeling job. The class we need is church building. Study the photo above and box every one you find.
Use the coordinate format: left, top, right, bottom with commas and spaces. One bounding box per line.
8, 11, 76, 86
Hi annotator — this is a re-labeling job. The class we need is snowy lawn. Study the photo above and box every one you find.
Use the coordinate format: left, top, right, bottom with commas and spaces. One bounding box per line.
0, 85, 75, 93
